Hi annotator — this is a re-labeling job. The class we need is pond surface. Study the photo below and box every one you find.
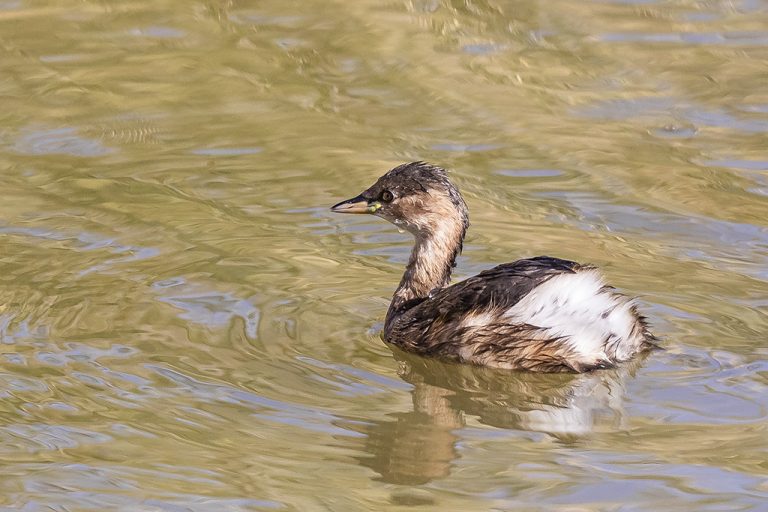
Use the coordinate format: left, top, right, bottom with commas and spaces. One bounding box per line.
1, 0, 767, 510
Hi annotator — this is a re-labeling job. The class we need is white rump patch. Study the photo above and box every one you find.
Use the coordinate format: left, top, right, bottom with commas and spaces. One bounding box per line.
504, 269, 640, 361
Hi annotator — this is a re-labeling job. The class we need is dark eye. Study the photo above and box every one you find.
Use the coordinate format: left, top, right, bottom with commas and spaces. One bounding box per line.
380, 190, 394, 202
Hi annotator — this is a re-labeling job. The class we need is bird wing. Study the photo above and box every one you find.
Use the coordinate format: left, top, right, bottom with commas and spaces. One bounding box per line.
423, 256, 581, 318
386, 256, 583, 347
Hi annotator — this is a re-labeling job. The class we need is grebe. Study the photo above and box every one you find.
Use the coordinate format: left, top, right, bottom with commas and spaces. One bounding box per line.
331, 162, 657, 372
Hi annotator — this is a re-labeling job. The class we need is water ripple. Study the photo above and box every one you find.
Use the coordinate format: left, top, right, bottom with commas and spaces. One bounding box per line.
12, 127, 114, 157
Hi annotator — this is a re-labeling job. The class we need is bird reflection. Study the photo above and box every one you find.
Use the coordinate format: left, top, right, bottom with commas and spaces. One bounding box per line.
353, 348, 646, 484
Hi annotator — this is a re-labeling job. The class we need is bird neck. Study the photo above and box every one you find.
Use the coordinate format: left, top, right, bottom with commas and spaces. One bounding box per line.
385, 220, 466, 328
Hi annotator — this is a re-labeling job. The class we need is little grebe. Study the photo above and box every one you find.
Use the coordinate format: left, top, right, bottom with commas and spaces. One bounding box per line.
331, 162, 657, 372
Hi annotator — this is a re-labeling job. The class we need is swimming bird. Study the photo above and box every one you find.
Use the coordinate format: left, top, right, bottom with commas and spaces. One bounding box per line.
331, 162, 657, 372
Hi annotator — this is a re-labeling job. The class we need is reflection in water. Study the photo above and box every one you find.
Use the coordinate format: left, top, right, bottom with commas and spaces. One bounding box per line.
356, 381, 462, 485
356, 348, 643, 484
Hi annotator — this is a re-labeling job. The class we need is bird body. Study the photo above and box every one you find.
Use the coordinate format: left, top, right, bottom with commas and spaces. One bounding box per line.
331, 162, 656, 372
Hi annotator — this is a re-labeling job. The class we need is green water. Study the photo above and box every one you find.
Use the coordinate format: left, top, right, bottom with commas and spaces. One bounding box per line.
1, 0, 767, 510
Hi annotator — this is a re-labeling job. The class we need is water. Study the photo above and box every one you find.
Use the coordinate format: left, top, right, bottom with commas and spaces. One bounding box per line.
1, 0, 767, 510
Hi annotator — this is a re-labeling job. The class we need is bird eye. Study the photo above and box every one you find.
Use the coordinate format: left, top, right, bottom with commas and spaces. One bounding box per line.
380, 190, 394, 202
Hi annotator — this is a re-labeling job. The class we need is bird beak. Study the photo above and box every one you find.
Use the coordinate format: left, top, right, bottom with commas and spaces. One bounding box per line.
330, 194, 381, 214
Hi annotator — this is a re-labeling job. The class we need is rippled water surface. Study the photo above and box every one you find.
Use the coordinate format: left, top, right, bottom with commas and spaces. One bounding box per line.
1, 0, 767, 510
